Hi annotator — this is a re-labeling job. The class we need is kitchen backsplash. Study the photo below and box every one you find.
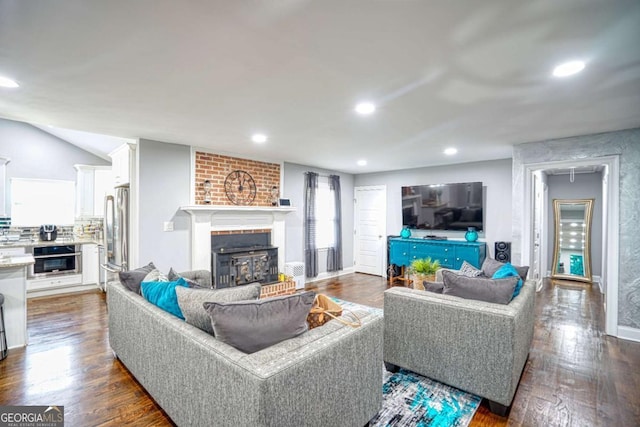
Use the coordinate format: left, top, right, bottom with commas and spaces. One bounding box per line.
0, 217, 104, 241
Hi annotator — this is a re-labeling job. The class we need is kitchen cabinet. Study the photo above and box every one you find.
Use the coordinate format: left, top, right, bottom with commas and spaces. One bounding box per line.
27, 274, 82, 292
82, 243, 99, 285
110, 144, 133, 186
75, 165, 112, 218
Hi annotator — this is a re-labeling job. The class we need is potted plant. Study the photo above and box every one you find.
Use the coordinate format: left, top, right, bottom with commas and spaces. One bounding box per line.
409, 257, 441, 290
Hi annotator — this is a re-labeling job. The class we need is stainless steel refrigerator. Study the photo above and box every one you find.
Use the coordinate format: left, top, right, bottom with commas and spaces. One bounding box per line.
102, 185, 129, 275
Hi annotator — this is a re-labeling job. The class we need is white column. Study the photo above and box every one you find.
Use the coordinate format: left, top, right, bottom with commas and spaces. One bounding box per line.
272, 212, 287, 272
190, 211, 214, 270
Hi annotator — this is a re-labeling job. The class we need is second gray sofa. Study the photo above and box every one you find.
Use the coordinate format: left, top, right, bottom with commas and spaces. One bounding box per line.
383, 278, 535, 415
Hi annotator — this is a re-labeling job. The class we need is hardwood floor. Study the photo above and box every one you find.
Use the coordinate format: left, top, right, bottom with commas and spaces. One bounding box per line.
1, 275, 638, 426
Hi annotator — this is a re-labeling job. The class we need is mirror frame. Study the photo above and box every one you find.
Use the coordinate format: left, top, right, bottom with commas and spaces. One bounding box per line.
551, 198, 594, 283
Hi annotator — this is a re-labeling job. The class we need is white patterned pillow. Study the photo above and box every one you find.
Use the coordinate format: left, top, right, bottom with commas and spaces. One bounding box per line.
142, 269, 169, 283
458, 261, 484, 278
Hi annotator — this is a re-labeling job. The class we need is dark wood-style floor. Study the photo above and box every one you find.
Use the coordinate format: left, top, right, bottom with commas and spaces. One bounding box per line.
1, 275, 638, 426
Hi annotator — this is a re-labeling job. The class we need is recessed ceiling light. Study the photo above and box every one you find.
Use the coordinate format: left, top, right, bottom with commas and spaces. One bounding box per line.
357, 159, 367, 166
355, 102, 376, 115
552, 60, 585, 77
251, 133, 268, 143
0, 75, 19, 88
444, 147, 458, 155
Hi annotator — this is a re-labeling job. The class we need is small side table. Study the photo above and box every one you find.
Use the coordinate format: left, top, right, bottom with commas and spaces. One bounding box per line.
387, 264, 412, 287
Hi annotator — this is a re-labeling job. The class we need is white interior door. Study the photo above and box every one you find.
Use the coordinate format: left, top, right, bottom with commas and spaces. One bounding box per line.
354, 185, 386, 276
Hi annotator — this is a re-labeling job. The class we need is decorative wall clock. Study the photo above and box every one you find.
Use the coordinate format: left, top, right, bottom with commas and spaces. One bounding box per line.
224, 170, 257, 205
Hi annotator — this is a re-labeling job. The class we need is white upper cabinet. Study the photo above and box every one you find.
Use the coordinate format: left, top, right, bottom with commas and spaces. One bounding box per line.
110, 144, 132, 186
75, 165, 112, 218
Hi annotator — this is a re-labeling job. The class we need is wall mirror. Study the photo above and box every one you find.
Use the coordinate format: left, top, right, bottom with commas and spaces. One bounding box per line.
551, 199, 594, 283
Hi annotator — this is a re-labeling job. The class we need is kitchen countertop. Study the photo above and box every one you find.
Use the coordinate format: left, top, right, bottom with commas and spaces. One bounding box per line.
0, 237, 102, 248
0, 254, 35, 268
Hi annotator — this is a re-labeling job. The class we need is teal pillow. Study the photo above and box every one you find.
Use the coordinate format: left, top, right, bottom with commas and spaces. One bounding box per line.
141, 277, 189, 319
492, 262, 524, 299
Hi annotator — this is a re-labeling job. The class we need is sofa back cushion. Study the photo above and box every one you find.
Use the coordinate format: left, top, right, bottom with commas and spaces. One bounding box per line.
481, 258, 529, 281
492, 263, 525, 299
176, 283, 261, 334
441, 270, 518, 305
203, 291, 315, 353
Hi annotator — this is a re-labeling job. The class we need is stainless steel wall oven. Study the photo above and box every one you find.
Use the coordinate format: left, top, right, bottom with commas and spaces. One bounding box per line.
28, 245, 82, 278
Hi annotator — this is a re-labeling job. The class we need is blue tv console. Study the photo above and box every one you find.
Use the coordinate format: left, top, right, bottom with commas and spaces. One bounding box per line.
388, 237, 486, 270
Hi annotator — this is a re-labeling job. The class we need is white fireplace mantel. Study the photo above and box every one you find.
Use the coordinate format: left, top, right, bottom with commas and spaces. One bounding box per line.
180, 205, 296, 271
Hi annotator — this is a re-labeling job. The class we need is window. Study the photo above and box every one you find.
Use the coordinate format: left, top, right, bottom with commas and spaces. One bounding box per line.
315, 178, 336, 249
10, 178, 76, 226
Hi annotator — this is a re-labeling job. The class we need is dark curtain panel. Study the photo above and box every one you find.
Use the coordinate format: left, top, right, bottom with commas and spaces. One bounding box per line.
304, 172, 319, 278
327, 174, 343, 272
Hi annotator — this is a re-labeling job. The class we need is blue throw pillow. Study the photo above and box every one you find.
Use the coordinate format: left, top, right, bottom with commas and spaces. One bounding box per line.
141, 277, 189, 319
492, 262, 524, 299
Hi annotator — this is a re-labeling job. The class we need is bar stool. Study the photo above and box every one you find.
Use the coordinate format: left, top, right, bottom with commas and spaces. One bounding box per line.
0, 293, 7, 360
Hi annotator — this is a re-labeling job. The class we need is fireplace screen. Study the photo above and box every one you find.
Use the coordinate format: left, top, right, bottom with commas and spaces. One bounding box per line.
211, 231, 278, 288
231, 252, 271, 285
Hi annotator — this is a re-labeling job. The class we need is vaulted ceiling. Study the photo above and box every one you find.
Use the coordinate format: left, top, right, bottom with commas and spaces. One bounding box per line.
1, 1, 639, 173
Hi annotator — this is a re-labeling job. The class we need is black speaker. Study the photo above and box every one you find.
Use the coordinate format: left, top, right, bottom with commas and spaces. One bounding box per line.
495, 241, 511, 262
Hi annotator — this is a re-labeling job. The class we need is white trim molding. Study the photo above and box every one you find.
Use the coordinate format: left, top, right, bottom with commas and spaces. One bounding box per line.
304, 266, 356, 284
618, 326, 640, 343
522, 155, 620, 337
180, 205, 296, 271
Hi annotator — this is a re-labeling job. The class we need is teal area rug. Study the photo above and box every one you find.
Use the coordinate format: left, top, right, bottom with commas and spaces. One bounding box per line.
329, 297, 481, 427
371, 369, 481, 427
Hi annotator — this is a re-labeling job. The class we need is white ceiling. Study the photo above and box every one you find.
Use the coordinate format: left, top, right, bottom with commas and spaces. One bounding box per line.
0, 1, 639, 174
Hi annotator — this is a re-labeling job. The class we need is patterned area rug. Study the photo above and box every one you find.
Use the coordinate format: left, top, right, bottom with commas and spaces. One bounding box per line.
371, 369, 481, 427
330, 297, 481, 427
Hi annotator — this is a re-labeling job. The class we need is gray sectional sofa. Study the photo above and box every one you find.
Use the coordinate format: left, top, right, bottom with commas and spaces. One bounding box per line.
107, 280, 384, 427
383, 277, 535, 415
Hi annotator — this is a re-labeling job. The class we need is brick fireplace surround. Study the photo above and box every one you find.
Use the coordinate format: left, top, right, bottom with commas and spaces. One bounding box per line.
182, 152, 296, 292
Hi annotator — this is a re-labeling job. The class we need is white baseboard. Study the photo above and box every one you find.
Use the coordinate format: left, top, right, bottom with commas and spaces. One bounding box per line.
305, 266, 356, 284
27, 283, 101, 299
592, 275, 603, 293
617, 326, 640, 343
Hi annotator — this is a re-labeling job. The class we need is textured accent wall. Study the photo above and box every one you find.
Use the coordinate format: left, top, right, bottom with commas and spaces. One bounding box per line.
512, 128, 640, 329
194, 152, 280, 206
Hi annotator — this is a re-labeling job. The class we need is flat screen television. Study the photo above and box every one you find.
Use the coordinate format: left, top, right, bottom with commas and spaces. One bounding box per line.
401, 181, 484, 231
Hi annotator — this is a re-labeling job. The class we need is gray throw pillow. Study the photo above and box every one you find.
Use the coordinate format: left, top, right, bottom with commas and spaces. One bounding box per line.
458, 261, 484, 278
423, 281, 444, 294
441, 270, 518, 305
203, 291, 316, 354
176, 283, 261, 334
119, 262, 156, 294
481, 258, 529, 281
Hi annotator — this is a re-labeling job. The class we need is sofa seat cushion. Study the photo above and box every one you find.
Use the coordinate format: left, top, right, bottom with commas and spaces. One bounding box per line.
141, 277, 189, 319
441, 270, 518, 304
176, 283, 261, 334
204, 291, 316, 353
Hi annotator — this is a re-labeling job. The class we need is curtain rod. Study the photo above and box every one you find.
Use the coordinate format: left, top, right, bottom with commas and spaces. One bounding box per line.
305, 171, 338, 179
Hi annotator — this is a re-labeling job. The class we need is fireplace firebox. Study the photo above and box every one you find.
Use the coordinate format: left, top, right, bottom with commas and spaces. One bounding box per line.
211, 232, 278, 288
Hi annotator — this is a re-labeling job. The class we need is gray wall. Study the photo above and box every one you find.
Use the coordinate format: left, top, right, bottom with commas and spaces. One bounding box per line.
0, 118, 109, 215
137, 139, 191, 272
354, 158, 513, 258
512, 128, 640, 330
547, 172, 603, 276
282, 162, 355, 276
